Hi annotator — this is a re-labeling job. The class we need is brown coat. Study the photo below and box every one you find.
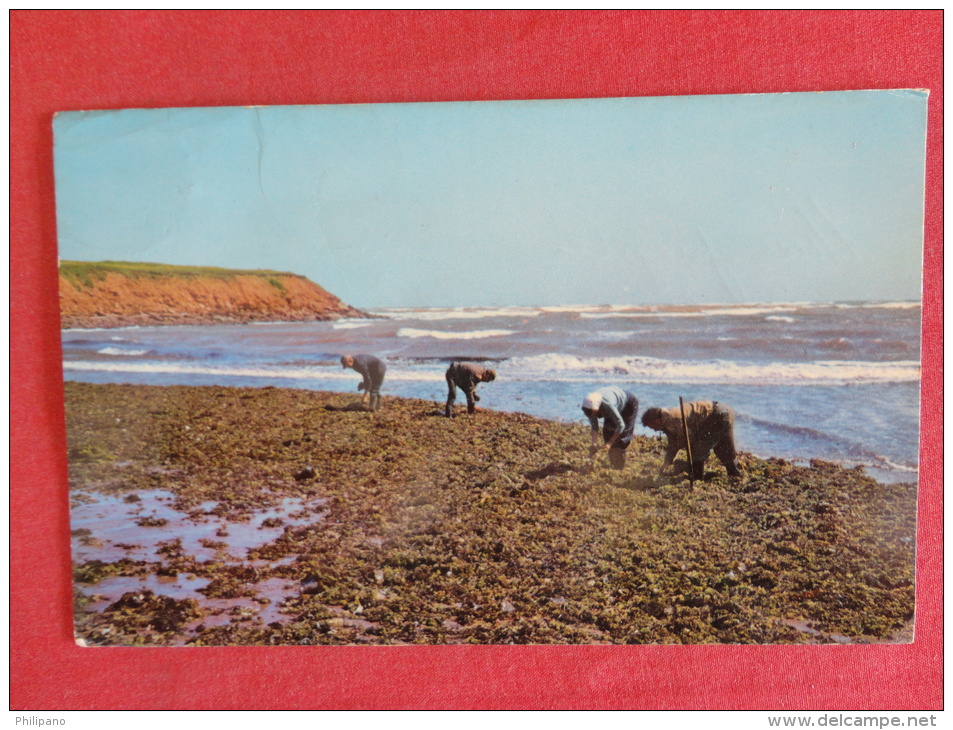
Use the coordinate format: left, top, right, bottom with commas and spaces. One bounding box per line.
656, 401, 741, 477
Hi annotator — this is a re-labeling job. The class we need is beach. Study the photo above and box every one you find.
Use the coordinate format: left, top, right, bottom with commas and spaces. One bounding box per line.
62, 301, 922, 484
68, 381, 916, 646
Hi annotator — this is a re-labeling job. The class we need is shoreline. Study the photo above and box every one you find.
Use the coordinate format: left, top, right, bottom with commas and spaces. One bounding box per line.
66, 382, 916, 646
60, 304, 920, 485
60, 310, 376, 330
60, 371, 919, 487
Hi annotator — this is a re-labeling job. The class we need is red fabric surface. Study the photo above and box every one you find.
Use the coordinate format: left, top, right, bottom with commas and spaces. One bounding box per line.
11, 10, 942, 710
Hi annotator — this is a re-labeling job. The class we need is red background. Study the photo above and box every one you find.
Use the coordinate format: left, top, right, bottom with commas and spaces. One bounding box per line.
11, 10, 942, 710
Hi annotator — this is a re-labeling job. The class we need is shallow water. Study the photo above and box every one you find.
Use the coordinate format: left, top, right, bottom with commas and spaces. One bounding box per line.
72, 489, 326, 632
71, 490, 324, 564
84, 573, 211, 604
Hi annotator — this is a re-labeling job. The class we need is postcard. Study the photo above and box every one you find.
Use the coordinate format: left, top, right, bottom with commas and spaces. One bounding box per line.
56, 90, 926, 646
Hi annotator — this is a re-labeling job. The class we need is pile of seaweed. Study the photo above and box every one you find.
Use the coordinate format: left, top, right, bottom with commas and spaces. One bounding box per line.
66, 382, 916, 645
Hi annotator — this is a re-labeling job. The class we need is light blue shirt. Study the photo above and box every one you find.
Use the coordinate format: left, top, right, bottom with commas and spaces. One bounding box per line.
584, 386, 627, 432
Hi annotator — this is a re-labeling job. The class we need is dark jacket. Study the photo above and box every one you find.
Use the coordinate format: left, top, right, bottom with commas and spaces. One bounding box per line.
348, 354, 386, 392
446, 362, 492, 391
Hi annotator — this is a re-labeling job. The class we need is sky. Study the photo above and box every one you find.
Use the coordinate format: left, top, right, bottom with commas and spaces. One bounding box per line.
53, 90, 928, 309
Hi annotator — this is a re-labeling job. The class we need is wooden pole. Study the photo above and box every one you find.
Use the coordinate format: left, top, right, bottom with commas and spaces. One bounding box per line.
679, 396, 695, 488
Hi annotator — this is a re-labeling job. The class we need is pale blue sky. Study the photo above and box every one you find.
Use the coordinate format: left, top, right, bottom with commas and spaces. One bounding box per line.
53, 90, 928, 308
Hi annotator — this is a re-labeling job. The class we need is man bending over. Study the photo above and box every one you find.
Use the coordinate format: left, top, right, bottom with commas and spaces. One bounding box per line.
340, 354, 387, 411
581, 386, 640, 470
445, 361, 496, 418
641, 400, 742, 479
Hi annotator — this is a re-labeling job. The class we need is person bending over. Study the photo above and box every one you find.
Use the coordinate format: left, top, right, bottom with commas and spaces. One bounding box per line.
340, 354, 387, 411
641, 400, 742, 479
445, 362, 496, 418
581, 386, 640, 470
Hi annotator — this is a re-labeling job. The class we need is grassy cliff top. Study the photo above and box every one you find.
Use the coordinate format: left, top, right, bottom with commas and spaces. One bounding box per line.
60, 260, 306, 288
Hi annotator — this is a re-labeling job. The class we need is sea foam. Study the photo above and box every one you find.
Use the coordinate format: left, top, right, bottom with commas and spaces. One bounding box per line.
501, 353, 920, 385
64, 352, 921, 387
64, 361, 348, 380
97, 347, 150, 356
376, 307, 539, 321
397, 328, 516, 340
579, 305, 800, 319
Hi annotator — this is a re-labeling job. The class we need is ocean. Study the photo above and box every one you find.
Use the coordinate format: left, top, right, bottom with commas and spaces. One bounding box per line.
61, 301, 921, 484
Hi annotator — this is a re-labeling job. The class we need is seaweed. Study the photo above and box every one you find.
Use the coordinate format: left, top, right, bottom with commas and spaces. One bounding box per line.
66, 382, 917, 646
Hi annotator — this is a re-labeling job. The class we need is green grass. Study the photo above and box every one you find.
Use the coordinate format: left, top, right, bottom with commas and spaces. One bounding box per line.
60, 260, 306, 288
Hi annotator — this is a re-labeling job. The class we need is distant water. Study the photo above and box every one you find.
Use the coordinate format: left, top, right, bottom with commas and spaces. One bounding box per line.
62, 301, 921, 483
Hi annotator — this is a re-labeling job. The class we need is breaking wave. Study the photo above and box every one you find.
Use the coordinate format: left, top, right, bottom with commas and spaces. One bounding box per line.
65, 351, 921, 387
836, 302, 921, 310
397, 328, 516, 340
65, 361, 351, 381
579, 305, 800, 319
96, 347, 150, 357
376, 307, 540, 321
500, 353, 920, 385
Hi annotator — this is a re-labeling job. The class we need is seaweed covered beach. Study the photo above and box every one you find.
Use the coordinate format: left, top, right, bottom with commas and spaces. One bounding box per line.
66, 382, 916, 646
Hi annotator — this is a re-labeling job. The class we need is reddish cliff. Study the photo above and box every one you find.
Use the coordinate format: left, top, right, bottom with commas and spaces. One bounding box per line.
59, 261, 369, 329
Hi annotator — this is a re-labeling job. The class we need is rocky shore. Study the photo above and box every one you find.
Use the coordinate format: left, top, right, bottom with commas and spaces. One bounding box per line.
66, 382, 916, 645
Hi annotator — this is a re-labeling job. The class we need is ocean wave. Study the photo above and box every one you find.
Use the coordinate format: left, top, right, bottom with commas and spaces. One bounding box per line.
376, 307, 540, 321
501, 354, 920, 385
861, 459, 919, 474
96, 347, 150, 357
63, 361, 448, 383
369, 301, 920, 321
835, 302, 921, 310
591, 329, 651, 340
65, 361, 353, 380
742, 415, 918, 472
580, 305, 800, 319
396, 328, 516, 340
765, 316, 795, 323
818, 338, 855, 350
331, 321, 373, 329
537, 304, 632, 314
65, 352, 921, 387
62, 325, 143, 333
